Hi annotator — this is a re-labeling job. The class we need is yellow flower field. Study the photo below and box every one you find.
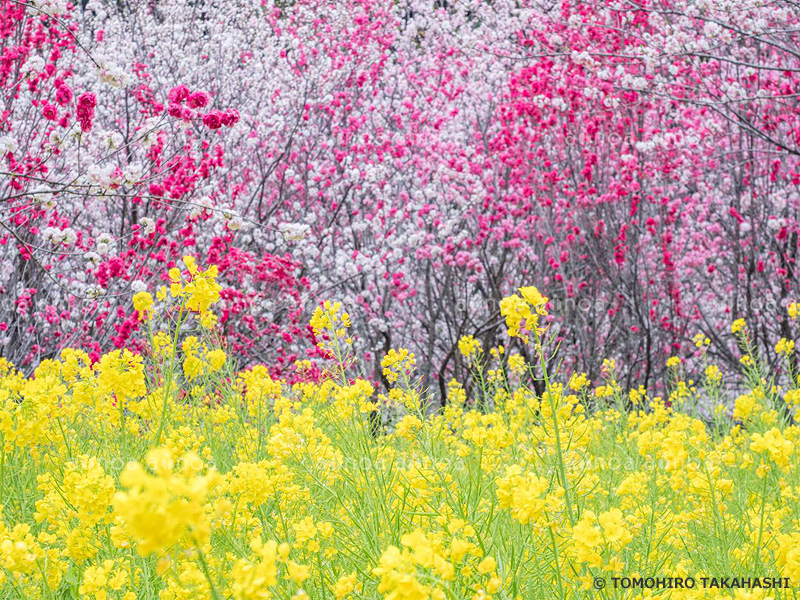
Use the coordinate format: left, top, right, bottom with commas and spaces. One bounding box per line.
1, 257, 799, 599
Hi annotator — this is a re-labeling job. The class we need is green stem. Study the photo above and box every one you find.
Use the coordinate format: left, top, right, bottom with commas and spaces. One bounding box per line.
753, 467, 770, 572
535, 331, 575, 526
153, 305, 186, 447
548, 526, 566, 599
0, 443, 5, 505
194, 543, 222, 600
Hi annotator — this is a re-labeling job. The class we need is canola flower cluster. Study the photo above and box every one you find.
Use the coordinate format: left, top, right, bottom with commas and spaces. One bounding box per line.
1, 260, 800, 599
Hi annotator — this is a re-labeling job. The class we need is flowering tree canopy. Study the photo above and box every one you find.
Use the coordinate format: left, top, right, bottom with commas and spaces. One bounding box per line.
2, 0, 800, 395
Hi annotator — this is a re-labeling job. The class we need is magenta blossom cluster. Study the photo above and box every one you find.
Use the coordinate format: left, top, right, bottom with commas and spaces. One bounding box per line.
76, 92, 96, 132
202, 109, 239, 130
166, 84, 238, 129
54, 79, 72, 106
